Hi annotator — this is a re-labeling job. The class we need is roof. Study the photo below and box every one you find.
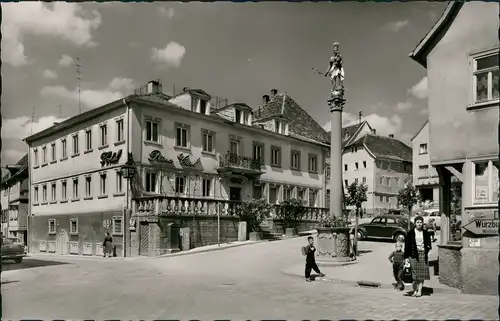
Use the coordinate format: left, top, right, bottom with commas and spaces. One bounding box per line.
411, 120, 429, 141
212, 102, 253, 113
409, 2, 464, 67
348, 134, 412, 162
254, 93, 330, 144
184, 88, 211, 99
327, 121, 371, 148
1, 153, 28, 188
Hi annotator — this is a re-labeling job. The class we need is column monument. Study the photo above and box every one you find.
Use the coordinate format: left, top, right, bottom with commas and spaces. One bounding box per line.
315, 43, 352, 265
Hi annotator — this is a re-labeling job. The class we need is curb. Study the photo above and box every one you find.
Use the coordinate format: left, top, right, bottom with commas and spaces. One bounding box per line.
155, 241, 266, 259
280, 269, 461, 295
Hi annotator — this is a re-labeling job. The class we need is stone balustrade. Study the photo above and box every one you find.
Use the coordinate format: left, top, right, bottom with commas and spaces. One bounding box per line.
133, 196, 329, 220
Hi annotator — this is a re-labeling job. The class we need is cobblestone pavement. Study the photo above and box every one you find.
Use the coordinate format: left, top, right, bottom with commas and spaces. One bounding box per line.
3, 237, 498, 320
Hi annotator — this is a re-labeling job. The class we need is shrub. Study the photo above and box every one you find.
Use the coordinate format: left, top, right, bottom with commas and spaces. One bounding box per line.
276, 198, 307, 233
238, 198, 273, 233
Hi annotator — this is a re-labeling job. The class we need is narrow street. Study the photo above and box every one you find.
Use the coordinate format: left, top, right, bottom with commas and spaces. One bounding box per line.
2, 238, 497, 320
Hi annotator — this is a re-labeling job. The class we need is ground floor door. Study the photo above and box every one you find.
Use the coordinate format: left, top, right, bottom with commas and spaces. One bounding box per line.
139, 222, 149, 256
55, 230, 69, 255
229, 187, 242, 201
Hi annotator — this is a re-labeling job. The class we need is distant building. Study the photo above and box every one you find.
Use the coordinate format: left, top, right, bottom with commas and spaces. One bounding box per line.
0, 154, 29, 245
411, 120, 439, 209
410, 1, 498, 295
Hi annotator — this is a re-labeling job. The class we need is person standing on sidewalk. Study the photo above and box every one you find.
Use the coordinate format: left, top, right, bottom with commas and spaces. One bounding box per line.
103, 232, 113, 258
404, 216, 432, 297
303, 236, 325, 282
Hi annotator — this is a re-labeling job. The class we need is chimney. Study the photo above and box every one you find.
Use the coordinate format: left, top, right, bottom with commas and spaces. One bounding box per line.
182, 86, 189, 92
147, 80, 160, 94
389, 134, 394, 138
270, 89, 278, 98
262, 95, 270, 105
372, 129, 376, 135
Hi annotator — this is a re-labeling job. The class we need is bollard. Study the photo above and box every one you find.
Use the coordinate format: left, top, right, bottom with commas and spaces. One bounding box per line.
113, 245, 117, 257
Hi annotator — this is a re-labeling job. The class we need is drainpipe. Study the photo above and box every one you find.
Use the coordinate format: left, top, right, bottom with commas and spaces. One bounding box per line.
122, 98, 131, 257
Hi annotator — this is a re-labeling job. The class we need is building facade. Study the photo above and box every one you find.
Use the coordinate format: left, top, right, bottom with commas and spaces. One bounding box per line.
411, 121, 439, 209
24, 82, 329, 256
1, 154, 29, 245
410, 1, 499, 294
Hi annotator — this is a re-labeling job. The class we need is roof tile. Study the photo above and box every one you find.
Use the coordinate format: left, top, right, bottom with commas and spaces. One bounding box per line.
349, 134, 412, 162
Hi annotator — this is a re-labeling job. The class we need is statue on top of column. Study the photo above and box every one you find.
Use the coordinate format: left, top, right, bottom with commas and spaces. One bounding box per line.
325, 42, 345, 94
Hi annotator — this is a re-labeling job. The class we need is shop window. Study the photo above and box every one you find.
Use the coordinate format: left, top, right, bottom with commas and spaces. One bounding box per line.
70, 218, 78, 235
112, 216, 122, 236
473, 160, 499, 205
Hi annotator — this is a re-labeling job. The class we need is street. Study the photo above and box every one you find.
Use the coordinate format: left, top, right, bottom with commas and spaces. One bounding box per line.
2, 238, 498, 320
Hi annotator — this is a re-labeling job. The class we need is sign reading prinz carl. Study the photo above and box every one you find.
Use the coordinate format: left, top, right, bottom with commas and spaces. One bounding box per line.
463, 219, 499, 236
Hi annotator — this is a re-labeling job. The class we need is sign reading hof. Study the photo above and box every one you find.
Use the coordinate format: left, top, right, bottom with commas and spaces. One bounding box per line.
178, 153, 201, 167
463, 219, 499, 236
148, 150, 174, 164
100, 149, 123, 167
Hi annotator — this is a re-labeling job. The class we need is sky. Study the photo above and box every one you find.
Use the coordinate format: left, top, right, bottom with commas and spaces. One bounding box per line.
1, 1, 448, 167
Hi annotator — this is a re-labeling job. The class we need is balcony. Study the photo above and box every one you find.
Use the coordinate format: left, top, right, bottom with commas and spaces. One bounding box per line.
133, 196, 329, 221
218, 153, 263, 177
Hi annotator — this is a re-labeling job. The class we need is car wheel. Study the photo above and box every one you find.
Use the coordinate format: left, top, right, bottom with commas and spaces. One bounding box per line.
393, 233, 405, 243
14, 257, 22, 264
357, 230, 365, 240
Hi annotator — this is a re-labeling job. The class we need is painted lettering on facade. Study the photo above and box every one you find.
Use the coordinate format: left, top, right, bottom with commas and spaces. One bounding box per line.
178, 153, 201, 167
148, 150, 174, 164
100, 150, 123, 167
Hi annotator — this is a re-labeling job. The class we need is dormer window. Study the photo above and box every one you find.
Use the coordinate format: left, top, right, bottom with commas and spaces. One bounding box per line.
235, 110, 242, 123
191, 97, 199, 112
200, 100, 207, 114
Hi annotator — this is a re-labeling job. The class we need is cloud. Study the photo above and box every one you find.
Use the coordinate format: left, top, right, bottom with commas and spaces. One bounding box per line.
40, 77, 136, 109
2, 115, 68, 140
322, 112, 403, 137
395, 101, 413, 112
151, 42, 186, 68
420, 108, 429, 116
2, 149, 26, 164
58, 54, 74, 67
387, 20, 409, 32
159, 7, 175, 19
1, 3, 102, 67
408, 76, 428, 100
43, 69, 58, 79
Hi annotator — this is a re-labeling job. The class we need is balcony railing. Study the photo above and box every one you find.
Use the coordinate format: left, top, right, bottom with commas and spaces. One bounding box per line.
219, 153, 262, 171
133, 196, 329, 221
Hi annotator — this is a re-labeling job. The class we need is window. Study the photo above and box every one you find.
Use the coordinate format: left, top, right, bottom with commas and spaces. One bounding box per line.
191, 97, 199, 112
116, 171, 123, 193
235, 110, 242, 123
61, 180, 67, 200
116, 119, 124, 142
473, 52, 499, 103
72, 178, 79, 199
61, 138, 67, 159
34, 186, 39, 204
100, 173, 107, 196
48, 219, 56, 234
386, 218, 397, 225
379, 177, 384, 185
362, 177, 367, 184
270, 146, 281, 166
253, 186, 262, 199
229, 140, 239, 156
202, 130, 214, 153
291, 150, 301, 170
344, 164, 348, 171
112, 217, 122, 235
51, 143, 56, 162
269, 187, 278, 204
42, 184, 47, 203
51, 182, 56, 202
175, 176, 186, 194
418, 165, 429, 178
308, 154, 318, 173
274, 120, 280, 133
355, 162, 359, 170
419, 143, 428, 155
85, 176, 92, 197
175, 124, 189, 148
473, 160, 499, 204
385, 196, 390, 202
363, 161, 367, 168
145, 120, 159, 143
309, 190, 317, 207
326, 164, 331, 179
252, 142, 264, 162
70, 218, 78, 235
85, 129, 92, 151
344, 179, 348, 187
42, 146, 47, 164
145, 172, 157, 193
382, 161, 388, 170
355, 178, 359, 184
386, 177, 391, 186
199, 100, 207, 114
72, 134, 79, 155
34, 149, 39, 167
202, 178, 211, 197
379, 195, 384, 202
297, 189, 304, 200
100, 124, 108, 147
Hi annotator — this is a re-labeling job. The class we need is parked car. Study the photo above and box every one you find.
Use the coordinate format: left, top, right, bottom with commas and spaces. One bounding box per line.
1, 237, 26, 263
356, 215, 413, 242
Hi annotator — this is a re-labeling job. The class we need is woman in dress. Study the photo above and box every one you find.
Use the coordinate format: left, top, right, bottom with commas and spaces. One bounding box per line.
404, 215, 432, 297
103, 232, 113, 258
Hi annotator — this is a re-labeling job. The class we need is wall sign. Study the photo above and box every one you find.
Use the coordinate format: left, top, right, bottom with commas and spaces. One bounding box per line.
463, 219, 499, 236
149, 150, 174, 164
101, 150, 123, 167
178, 153, 201, 167
102, 220, 111, 229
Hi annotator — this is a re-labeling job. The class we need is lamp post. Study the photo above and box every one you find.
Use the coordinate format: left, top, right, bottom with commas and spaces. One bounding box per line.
121, 153, 136, 257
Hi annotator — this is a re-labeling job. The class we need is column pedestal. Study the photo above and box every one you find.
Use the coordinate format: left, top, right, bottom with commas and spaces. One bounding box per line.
316, 227, 355, 266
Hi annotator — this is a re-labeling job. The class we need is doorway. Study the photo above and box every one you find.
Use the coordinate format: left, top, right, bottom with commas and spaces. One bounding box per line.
55, 230, 69, 255
229, 187, 242, 201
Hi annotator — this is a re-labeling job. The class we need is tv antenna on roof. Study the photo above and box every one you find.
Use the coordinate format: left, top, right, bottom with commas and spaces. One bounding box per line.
75, 57, 82, 114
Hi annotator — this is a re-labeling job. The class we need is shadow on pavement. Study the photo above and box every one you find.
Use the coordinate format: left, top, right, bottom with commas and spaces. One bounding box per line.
1, 280, 20, 285
1, 258, 71, 272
